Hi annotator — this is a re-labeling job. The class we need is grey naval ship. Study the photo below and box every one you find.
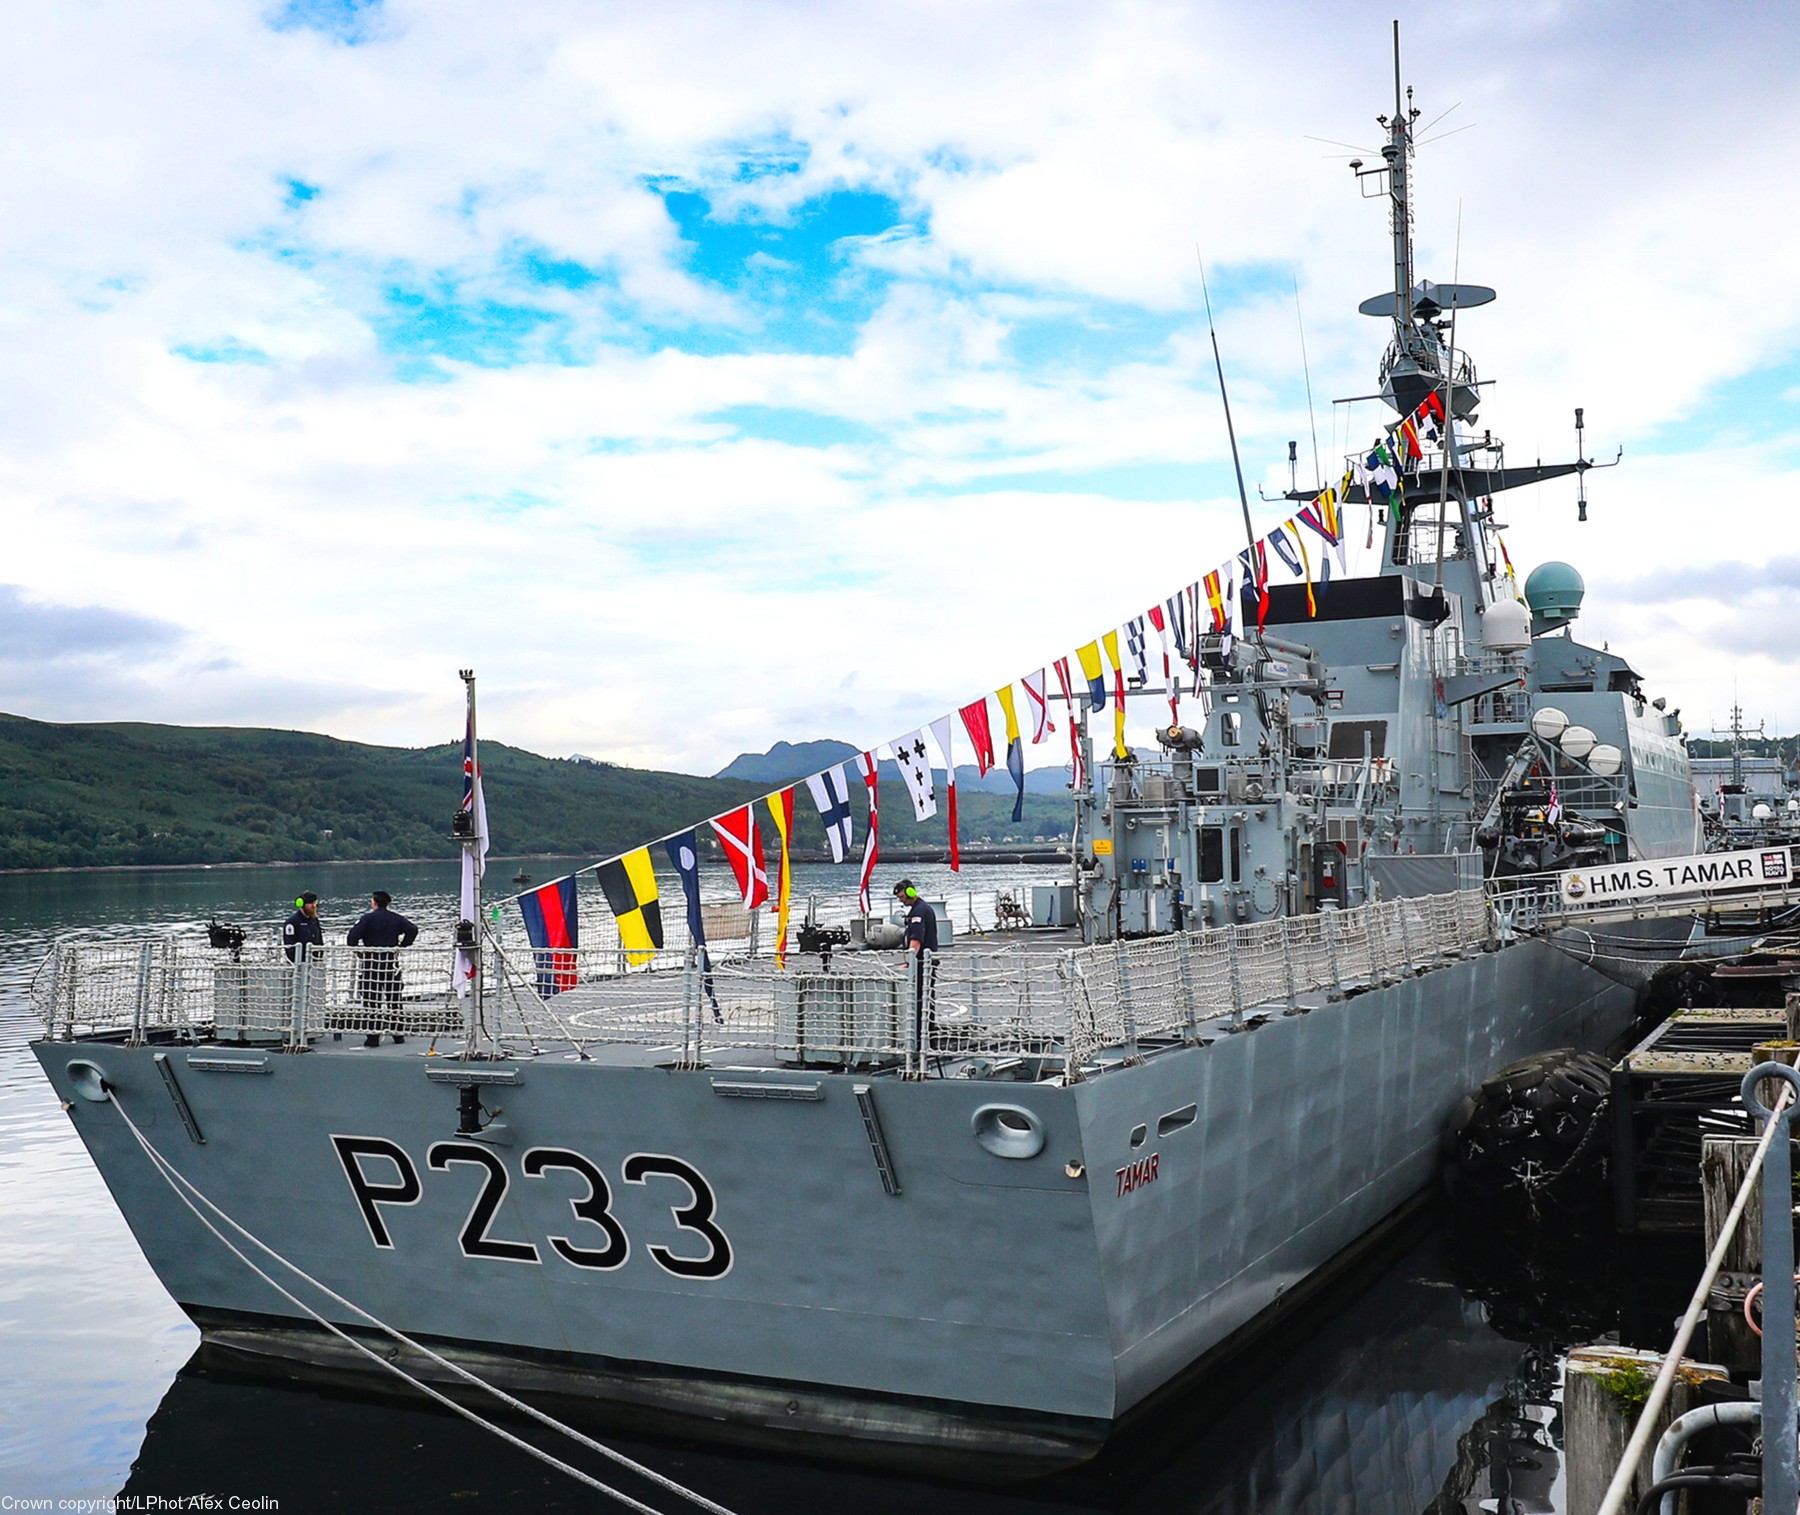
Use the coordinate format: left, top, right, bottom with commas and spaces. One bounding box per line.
31, 72, 1702, 1474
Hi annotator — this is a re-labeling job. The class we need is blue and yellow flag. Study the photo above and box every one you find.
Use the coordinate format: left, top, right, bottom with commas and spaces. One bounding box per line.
1075, 640, 1106, 711
995, 683, 1026, 823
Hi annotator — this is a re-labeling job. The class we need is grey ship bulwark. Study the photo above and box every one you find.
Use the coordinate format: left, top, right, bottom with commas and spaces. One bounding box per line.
31, 71, 1697, 1472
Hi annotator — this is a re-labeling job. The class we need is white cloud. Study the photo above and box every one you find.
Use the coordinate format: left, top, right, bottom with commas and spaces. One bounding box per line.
2, 0, 1800, 776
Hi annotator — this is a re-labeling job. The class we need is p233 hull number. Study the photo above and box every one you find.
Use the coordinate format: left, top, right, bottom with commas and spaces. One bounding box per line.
330, 1136, 732, 1280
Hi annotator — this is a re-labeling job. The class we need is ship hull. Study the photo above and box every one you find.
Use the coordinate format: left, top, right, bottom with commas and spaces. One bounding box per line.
32, 933, 1636, 1470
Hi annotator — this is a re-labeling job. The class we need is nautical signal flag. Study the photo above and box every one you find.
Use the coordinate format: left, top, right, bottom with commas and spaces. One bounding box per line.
518, 876, 579, 997
959, 697, 996, 776
1052, 657, 1084, 788
929, 715, 960, 872
1022, 668, 1052, 743
855, 750, 880, 914
1204, 569, 1230, 634
1287, 522, 1316, 617
1100, 628, 1127, 761
995, 683, 1026, 823
710, 806, 769, 910
893, 730, 936, 821
1076, 640, 1106, 711
595, 849, 663, 967
765, 789, 795, 967
1147, 603, 1179, 721
805, 764, 854, 863
1237, 542, 1270, 631
1124, 617, 1148, 687
662, 831, 719, 1019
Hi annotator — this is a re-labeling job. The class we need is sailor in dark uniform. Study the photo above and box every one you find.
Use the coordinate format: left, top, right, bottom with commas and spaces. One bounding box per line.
282, 891, 323, 962
893, 879, 940, 1052
347, 890, 419, 1047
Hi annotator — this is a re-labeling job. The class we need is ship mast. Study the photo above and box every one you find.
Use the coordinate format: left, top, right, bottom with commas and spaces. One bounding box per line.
455, 667, 487, 1051
1383, 20, 1415, 348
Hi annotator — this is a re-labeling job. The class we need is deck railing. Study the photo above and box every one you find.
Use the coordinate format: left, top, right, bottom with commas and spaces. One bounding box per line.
33, 889, 1494, 1079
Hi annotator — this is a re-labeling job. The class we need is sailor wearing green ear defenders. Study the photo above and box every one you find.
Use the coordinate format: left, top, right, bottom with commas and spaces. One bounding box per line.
282, 890, 324, 962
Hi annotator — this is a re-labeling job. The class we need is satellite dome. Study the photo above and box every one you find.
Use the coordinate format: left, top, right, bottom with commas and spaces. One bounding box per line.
1523, 562, 1585, 634
1482, 598, 1531, 651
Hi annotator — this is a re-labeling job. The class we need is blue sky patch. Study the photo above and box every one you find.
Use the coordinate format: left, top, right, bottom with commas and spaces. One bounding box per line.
706, 405, 878, 450
172, 339, 271, 365
375, 281, 565, 368
1634, 352, 1800, 452
654, 183, 908, 354
266, 0, 383, 44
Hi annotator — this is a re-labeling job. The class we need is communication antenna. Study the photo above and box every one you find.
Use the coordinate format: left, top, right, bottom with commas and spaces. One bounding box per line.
1294, 276, 1323, 489
1197, 252, 1264, 638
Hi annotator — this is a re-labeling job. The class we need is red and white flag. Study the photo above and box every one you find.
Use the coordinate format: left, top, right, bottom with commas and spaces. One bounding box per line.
929, 715, 960, 872
1147, 603, 1179, 722
1021, 668, 1053, 742
856, 751, 880, 914
710, 805, 769, 910
1052, 656, 1084, 789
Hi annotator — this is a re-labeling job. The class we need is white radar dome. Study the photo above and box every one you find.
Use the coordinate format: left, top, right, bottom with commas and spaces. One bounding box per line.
1481, 599, 1531, 652
1588, 744, 1624, 778
1754, 803, 1773, 821
1562, 725, 1597, 760
1530, 707, 1569, 742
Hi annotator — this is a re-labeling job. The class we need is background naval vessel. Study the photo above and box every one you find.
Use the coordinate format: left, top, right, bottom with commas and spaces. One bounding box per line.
30, 65, 1701, 1472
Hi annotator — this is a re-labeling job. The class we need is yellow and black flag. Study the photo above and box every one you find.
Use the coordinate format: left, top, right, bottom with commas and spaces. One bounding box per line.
595, 848, 663, 966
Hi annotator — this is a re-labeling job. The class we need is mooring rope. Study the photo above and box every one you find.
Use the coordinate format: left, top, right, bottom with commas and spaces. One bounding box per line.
106, 1092, 739, 1515
1593, 1081, 1793, 1515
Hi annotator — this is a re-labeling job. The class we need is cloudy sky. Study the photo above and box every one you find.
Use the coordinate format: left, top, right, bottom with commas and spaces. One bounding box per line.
4, 0, 1798, 774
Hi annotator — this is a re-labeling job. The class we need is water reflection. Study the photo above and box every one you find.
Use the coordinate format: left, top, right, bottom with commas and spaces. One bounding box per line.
113, 1229, 1533, 1514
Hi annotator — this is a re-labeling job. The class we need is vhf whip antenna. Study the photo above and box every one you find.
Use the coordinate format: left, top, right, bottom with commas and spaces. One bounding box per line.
1197, 252, 1263, 638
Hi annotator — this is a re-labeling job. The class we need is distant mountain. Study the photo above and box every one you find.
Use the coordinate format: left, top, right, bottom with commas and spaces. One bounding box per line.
716, 737, 1071, 794
714, 739, 858, 783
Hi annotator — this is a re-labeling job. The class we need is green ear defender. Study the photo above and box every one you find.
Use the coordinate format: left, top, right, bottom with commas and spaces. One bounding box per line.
295, 897, 304, 909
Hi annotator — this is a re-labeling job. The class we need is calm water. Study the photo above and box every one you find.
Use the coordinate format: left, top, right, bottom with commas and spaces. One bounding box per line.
1, 862, 1567, 1513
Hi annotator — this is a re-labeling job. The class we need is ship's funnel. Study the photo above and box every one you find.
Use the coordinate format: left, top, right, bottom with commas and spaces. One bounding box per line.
1523, 562, 1585, 636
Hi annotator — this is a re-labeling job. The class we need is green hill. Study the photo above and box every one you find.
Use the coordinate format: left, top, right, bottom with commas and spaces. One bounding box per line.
0, 714, 1072, 871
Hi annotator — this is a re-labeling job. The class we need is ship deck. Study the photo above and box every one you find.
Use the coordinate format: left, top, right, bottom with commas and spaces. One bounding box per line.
37, 889, 1493, 1084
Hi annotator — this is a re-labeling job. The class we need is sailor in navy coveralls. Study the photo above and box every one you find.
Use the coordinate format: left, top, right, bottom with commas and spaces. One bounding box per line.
347, 890, 419, 1047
